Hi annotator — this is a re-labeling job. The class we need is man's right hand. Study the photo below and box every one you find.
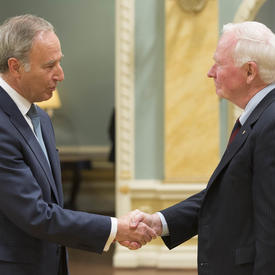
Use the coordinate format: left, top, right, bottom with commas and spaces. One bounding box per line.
116, 210, 158, 250
118, 209, 163, 250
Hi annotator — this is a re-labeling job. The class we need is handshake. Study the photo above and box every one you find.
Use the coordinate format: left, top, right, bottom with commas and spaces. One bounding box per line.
115, 210, 162, 250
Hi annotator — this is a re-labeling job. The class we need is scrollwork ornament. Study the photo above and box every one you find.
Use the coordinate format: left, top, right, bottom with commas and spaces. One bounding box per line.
178, 0, 207, 13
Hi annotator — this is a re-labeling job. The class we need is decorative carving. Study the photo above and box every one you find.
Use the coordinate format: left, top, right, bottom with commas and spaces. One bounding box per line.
119, 184, 130, 194
178, 0, 207, 13
234, 0, 266, 22
116, 0, 135, 181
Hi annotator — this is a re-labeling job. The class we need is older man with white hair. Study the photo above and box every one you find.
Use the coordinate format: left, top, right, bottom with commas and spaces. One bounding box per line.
125, 21, 275, 275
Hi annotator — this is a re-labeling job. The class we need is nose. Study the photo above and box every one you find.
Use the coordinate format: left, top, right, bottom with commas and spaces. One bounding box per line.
54, 64, 64, 82
207, 64, 215, 78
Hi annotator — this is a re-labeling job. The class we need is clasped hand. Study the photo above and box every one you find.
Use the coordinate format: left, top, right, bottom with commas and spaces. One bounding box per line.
116, 209, 162, 250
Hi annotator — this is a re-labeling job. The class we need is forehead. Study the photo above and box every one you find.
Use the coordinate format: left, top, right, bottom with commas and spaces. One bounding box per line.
214, 32, 236, 62
29, 31, 62, 62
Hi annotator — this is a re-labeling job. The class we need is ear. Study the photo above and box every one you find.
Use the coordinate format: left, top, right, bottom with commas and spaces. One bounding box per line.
245, 61, 258, 84
7, 58, 23, 77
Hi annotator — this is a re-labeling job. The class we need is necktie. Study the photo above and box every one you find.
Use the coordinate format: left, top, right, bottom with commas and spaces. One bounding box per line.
27, 104, 50, 164
228, 118, 241, 145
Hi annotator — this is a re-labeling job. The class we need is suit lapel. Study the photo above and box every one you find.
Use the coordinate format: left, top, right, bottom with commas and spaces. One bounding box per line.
0, 87, 60, 204
207, 125, 249, 188
207, 89, 275, 189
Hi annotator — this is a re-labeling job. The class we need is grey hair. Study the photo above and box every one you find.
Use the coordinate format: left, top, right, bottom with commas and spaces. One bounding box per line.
0, 14, 54, 73
222, 21, 275, 84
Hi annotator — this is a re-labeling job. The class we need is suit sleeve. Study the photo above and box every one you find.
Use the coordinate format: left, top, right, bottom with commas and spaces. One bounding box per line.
160, 189, 205, 249
0, 120, 111, 254
252, 109, 275, 273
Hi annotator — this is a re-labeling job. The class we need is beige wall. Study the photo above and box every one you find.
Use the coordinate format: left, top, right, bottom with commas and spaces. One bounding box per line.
165, 0, 219, 182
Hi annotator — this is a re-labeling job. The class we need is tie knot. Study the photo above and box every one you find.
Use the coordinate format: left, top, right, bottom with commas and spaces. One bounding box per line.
27, 104, 39, 119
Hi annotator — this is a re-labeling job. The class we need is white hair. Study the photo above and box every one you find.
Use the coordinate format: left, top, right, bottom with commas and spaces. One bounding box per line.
223, 21, 275, 84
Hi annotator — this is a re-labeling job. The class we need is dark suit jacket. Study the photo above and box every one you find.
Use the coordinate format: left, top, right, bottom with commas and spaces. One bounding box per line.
161, 89, 275, 275
0, 87, 111, 275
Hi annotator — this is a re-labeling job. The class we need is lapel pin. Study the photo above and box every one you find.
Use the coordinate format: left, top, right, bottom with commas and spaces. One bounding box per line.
242, 130, 246, 135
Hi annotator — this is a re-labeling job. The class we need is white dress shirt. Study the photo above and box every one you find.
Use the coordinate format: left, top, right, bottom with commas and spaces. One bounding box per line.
239, 83, 275, 125
0, 77, 33, 131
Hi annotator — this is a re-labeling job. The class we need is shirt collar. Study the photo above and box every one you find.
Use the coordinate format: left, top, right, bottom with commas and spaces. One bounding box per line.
239, 83, 275, 125
0, 76, 31, 116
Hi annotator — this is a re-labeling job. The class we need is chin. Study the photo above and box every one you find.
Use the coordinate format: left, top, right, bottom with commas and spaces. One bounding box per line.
216, 89, 226, 98
43, 93, 53, 102
215, 90, 222, 97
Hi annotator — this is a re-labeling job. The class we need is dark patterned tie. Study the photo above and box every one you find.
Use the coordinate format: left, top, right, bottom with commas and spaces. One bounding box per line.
228, 118, 241, 145
27, 104, 50, 164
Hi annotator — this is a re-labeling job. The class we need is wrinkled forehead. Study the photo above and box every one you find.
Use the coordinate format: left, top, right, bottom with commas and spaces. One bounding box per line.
28, 31, 63, 64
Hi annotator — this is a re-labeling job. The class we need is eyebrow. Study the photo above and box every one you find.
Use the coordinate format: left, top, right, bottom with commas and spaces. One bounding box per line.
44, 54, 64, 67
44, 60, 56, 67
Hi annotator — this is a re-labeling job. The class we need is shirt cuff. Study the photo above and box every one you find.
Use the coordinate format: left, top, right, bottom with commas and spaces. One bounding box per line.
103, 217, 117, 251
157, 212, 169, 236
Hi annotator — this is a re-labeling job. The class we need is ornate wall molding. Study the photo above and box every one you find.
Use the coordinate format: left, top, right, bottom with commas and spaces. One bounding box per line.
130, 180, 206, 200
114, 244, 197, 268
234, 0, 266, 22
114, 179, 205, 268
115, 0, 135, 182
178, 0, 207, 13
